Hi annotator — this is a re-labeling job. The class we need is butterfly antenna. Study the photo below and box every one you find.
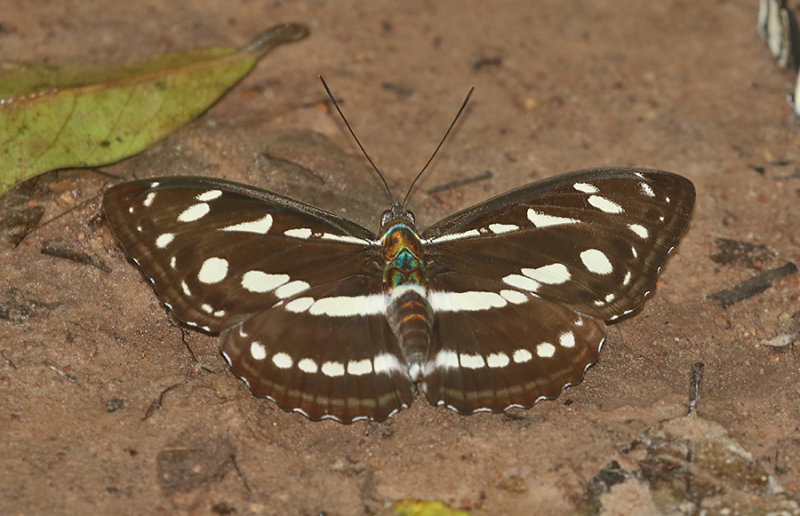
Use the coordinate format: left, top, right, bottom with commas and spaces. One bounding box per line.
319, 76, 394, 204
402, 86, 474, 208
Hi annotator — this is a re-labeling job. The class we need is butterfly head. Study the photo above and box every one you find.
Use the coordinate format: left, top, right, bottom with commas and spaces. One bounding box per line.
380, 201, 416, 232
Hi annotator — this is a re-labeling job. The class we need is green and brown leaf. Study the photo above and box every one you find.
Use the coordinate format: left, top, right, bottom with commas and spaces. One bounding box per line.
0, 22, 309, 197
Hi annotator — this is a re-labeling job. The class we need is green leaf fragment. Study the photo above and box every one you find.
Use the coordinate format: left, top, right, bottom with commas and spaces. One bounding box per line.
394, 500, 473, 516
0, 22, 309, 197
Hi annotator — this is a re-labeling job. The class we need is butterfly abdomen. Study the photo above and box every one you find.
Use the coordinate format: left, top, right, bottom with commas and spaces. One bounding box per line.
382, 219, 433, 380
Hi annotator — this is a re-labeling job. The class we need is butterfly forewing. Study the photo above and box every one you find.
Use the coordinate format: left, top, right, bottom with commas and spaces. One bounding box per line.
103, 176, 378, 333
423, 168, 695, 321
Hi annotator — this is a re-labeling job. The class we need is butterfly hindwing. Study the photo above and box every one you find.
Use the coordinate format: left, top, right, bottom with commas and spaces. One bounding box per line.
219, 275, 414, 422
421, 274, 606, 414
102, 176, 378, 332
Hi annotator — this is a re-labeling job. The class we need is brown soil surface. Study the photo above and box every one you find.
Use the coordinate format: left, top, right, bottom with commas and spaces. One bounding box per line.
2, 1, 799, 514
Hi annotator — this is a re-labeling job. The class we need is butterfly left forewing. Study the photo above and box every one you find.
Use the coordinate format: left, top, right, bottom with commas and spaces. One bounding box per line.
102, 176, 378, 332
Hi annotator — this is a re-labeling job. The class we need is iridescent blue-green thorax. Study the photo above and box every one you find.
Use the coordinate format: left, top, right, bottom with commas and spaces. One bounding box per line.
380, 218, 425, 288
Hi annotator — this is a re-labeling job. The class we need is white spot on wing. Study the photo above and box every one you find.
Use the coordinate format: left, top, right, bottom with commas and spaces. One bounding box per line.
428, 291, 506, 312
250, 341, 267, 360
298, 358, 318, 373
628, 224, 649, 239
622, 271, 632, 286
488, 223, 519, 234
285, 297, 314, 313
499, 289, 527, 304
521, 263, 571, 285
177, 203, 210, 222
181, 281, 191, 296
309, 294, 386, 317
241, 271, 289, 293
275, 280, 310, 299
284, 228, 312, 239
433, 350, 460, 370
513, 349, 533, 363
640, 182, 655, 197
196, 190, 222, 201
320, 233, 367, 245
150, 181, 160, 188
272, 352, 293, 369
536, 342, 556, 358
487, 352, 510, 368
459, 353, 485, 369
143, 192, 156, 207
588, 195, 623, 214
198, 257, 228, 284
155, 233, 174, 248
373, 353, 402, 374
559, 331, 575, 348
502, 274, 541, 292
573, 182, 598, 193
347, 359, 373, 376
221, 213, 273, 234
429, 229, 481, 243
527, 209, 580, 227
580, 249, 613, 275
322, 361, 345, 377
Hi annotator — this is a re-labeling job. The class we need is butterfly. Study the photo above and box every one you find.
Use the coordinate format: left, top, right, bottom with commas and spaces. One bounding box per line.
102, 86, 695, 423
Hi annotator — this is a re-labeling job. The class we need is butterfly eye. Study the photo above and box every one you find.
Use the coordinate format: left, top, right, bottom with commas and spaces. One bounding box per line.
380, 210, 393, 227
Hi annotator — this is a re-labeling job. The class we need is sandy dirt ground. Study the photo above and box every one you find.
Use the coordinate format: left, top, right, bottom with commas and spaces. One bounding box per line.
2, 1, 800, 514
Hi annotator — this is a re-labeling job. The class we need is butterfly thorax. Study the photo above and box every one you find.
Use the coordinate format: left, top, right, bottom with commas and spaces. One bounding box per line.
380, 212, 433, 381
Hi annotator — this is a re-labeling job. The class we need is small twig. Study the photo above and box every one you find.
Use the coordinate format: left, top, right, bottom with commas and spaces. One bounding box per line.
426, 170, 493, 194
41, 242, 111, 273
1, 350, 17, 370
41, 359, 79, 384
708, 262, 798, 308
229, 454, 252, 493
142, 382, 183, 421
